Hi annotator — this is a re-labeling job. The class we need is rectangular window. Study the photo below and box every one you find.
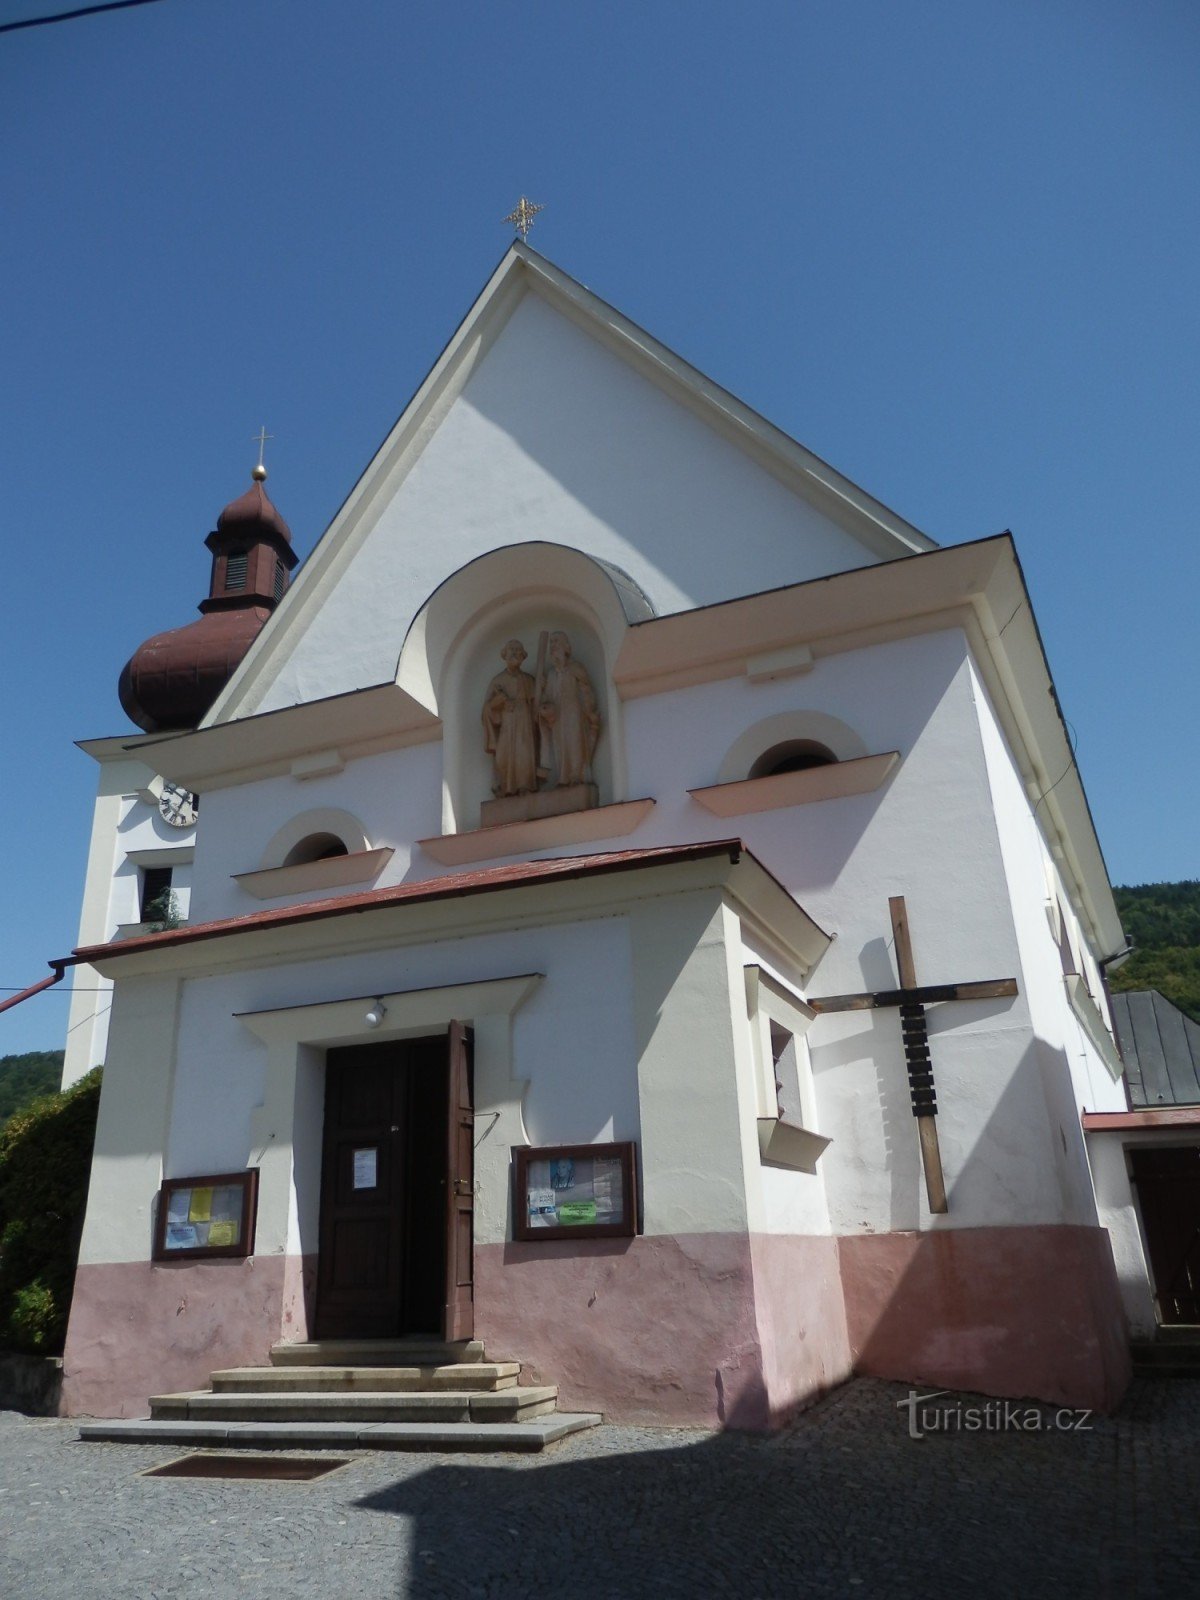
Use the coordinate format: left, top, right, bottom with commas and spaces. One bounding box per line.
770, 1020, 806, 1126
273, 560, 285, 601
1056, 897, 1079, 977
225, 553, 248, 591
140, 866, 173, 922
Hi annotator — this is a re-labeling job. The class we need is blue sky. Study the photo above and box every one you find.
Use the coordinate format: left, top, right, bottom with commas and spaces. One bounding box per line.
2, 0, 1197, 1054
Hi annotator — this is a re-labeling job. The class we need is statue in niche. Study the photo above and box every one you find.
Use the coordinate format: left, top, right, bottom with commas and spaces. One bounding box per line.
538, 630, 601, 788
479, 628, 602, 826
481, 639, 539, 797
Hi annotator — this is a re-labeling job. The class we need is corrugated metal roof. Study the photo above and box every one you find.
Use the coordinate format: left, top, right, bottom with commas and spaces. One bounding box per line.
1111, 990, 1200, 1107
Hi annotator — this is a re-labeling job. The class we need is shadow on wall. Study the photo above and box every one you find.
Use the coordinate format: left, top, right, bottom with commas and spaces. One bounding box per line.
810, 987, 1026, 1234
838, 1037, 1132, 1413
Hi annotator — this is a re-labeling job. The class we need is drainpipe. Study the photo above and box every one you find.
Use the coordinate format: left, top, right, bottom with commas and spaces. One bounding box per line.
0, 962, 67, 1016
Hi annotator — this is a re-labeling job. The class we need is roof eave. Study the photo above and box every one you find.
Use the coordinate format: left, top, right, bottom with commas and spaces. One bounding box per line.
68, 840, 831, 983
202, 243, 934, 728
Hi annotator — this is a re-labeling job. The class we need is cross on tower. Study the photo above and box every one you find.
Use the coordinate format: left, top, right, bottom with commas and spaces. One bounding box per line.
809, 896, 1019, 1214
504, 196, 544, 240
252, 427, 273, 478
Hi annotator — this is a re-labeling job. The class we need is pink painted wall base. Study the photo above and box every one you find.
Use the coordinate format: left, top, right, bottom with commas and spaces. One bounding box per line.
476, 1231, 851, 1428
750, 1232, 853, 1423
839, 1224, 1132, 1412
60, 1226, 1132, 1422
61, 1257, 298, 1417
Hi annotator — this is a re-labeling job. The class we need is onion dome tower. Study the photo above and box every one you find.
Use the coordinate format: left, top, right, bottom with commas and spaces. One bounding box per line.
118, 460, 299, 733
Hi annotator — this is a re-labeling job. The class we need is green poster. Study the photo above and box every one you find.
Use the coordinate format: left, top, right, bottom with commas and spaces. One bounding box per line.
557, 1200, 598, 1225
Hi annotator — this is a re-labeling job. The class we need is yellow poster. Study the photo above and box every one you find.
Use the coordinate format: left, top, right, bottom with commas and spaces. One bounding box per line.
188, 1187, 213, 1223
207, 1220, 237, 1247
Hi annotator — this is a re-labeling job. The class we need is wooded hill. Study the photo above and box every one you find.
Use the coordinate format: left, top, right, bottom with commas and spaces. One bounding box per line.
1110, 881, 1200, 1023
0, 1051, 64, 1127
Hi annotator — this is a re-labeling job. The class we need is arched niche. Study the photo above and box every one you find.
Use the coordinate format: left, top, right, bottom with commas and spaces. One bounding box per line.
718, 711, 867, 785
398, 544, 650, 835
259, 808, 372, 870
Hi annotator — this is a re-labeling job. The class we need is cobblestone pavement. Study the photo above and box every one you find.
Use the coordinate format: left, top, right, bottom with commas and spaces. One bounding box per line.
3, 1376, 1199, 1599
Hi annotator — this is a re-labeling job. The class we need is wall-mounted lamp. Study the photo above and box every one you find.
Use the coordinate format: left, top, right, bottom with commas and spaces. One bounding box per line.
364, 998, 387, 1029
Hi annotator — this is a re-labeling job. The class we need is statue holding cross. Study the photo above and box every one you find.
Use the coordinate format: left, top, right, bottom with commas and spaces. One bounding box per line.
810, 897, 1019, 1214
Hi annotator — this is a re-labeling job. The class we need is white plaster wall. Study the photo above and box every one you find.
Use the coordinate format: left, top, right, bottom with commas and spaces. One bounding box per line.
63, 759, 197, 1087
736, 925, 835, 1238
626, 895, 755, 1239
85, 889, 776, 1265
76, 972, 182, 1265
188, 741, 445, 923
116, 623, 1094, 1250
970, 660, 1127, 1237
157, 917, 639, 1259
1087, 1130, 1168, 1337
611, 628, 1067, 1234
250, 291, 880, 715
971, 661, 1124, 1118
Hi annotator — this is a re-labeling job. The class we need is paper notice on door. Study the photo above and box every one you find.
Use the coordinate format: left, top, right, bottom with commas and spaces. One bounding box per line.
353, 1148, 378, 1190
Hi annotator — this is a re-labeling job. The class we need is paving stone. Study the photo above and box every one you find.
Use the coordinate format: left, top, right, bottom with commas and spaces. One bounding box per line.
6, 1376, 1200, 1598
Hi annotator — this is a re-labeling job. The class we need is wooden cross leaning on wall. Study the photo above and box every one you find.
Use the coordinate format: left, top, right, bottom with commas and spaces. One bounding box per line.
808, 897, 1019, 1215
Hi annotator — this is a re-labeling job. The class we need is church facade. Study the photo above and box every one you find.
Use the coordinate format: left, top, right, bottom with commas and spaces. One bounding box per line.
60, 245, 1139, 1425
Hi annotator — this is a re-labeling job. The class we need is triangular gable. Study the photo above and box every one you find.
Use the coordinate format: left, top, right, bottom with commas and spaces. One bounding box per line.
206, 244, 936, 725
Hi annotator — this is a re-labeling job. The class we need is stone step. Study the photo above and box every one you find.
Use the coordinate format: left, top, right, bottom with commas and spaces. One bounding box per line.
270, 1339, 486, 1368
149, 1386, 559, 1425
1131, 1339, 1200, 1375
78, 1414, 602, 1452
212, 1363, 521, 1394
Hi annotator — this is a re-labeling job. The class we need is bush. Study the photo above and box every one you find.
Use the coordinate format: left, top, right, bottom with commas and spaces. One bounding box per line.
0, 1068, 101, 1354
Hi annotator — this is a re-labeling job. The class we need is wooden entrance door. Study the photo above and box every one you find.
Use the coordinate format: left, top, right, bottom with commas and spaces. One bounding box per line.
1131, 1145, 1200, 1325
444, 1021, 475, 1342
315, 1034, 457, 1340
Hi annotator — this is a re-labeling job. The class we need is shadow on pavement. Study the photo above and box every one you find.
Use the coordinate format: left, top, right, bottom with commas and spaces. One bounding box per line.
354, 1379, 1200, 1599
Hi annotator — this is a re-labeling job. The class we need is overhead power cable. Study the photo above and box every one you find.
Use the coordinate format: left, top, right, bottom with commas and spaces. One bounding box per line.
0, 0, 167, 36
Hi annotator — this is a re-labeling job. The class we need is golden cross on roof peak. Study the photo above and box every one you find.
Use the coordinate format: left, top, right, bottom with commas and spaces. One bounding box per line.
251, 426, 273, 483
504, 196, 544, 241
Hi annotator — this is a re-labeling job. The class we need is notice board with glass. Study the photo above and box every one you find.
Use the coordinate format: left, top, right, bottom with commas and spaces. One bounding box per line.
152, 1169, 259, 1262
513, 1142, 637, 1242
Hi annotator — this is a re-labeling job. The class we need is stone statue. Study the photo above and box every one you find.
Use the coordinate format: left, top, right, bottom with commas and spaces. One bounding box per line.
538, 630, 601, 788
482, 639, 539, 797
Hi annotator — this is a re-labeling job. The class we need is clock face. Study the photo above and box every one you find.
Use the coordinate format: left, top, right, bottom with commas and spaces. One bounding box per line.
158, 782, 198, 830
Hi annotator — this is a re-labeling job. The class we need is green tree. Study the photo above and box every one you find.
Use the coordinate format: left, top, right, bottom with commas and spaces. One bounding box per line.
1110, 882, 1200, 1022
0, 1051, 64, 1125
0, 1069, 101, 1353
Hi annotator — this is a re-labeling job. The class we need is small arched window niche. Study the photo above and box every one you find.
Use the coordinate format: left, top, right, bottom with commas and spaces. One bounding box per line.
283, 833, 349, 867
748, 740, 838, 779
690, 712, 899, 817
233, 809, 393, 900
